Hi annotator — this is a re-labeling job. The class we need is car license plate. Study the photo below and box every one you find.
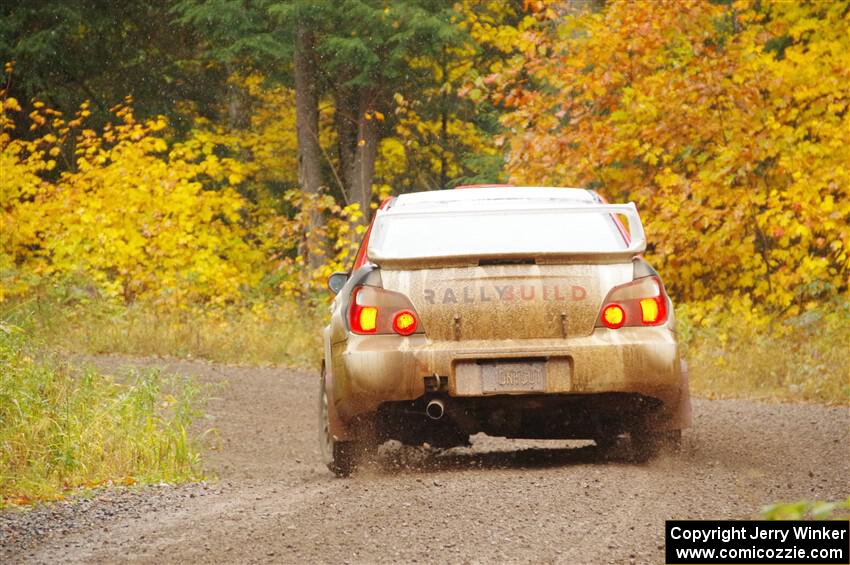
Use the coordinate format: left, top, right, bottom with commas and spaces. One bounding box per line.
481, 361, 546, 394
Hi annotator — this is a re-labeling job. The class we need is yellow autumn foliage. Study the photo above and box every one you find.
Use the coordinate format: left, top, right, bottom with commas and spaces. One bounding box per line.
0, 82, 361, 305
502, 0, 850, 322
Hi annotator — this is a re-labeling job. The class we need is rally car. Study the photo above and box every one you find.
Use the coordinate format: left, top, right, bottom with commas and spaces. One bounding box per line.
320, 186, 691, 476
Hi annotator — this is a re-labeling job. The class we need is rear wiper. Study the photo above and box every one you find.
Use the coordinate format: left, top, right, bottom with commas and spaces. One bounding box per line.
478, 258, 537, 266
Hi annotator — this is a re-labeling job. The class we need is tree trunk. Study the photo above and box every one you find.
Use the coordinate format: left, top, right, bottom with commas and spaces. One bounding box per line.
439, 47, 448, 190
351, 89, 380, 221
335, 86, 358, 207
439, 100, 448, 189
336, 86, 380, 225
225, 63, 250, 129
294, 24, 324, 270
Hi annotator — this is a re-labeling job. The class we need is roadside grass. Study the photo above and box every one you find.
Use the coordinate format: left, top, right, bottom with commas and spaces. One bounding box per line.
3, 293, 847, 404
0, 323, 205, 507
1, 295, 325, 369
678, 300, 850, 405
763, 497, 850, 520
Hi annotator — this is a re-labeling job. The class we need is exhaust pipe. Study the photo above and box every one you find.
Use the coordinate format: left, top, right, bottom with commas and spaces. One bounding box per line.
426, 399, 445, 420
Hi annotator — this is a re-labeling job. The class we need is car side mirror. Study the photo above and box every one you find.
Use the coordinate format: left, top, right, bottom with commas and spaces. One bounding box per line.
327, 272, 349, 294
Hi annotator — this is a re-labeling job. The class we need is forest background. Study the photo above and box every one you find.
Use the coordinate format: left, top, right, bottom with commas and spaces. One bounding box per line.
1, 0, 848, 506
1, 0, 848, 430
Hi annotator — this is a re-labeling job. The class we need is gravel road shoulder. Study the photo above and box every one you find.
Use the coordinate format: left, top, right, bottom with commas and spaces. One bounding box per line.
2, 356, 848, 564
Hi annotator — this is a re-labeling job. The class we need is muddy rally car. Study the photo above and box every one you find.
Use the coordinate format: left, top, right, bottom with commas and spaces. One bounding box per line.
320, 187, 691, 476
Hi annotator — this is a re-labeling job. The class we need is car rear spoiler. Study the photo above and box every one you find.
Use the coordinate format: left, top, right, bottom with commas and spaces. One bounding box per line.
367, 202, 647, 269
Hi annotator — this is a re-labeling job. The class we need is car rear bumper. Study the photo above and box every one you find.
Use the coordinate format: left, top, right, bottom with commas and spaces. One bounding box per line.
332, 325, 688, 428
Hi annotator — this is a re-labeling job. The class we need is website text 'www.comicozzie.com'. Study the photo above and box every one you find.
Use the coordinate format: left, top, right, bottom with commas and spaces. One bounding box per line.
665, 520, 849, 564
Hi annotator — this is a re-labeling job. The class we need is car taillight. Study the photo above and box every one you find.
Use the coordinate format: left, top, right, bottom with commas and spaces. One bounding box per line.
349, 286, 423, 336
596, 276, 668, 329
351, 304, 378, 333
392, 310, 418, 336
601, 304, 625, 329
639, 298, 660, 324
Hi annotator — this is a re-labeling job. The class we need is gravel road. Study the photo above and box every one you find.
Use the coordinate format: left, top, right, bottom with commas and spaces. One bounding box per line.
2, 356, 848, 564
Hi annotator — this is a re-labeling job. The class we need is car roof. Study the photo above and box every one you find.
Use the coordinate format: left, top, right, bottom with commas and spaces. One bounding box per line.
389, 187, 599, 211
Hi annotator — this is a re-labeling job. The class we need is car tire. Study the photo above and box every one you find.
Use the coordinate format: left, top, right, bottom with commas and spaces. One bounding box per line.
320, 371, 354, 477
328, 441, 358, 477
320, 369, 373, 477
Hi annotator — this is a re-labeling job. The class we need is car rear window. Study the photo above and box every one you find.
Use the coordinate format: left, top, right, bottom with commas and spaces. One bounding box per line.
367, 206, 631, 261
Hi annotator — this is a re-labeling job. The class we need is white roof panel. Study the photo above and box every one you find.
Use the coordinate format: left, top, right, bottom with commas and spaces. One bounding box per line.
368, 187, 647, 266
391, 187, 597, 210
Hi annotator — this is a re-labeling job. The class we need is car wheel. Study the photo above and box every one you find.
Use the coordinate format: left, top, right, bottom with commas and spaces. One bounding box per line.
328, 441, 358, 478
319, 372, 358, 477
